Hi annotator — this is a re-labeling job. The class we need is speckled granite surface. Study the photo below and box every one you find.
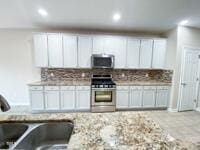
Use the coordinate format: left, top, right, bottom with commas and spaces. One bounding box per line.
28, 80, 171, 86
0, 111, 197, 149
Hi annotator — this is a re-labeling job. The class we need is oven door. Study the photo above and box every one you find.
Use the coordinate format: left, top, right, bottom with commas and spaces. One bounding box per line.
92, 88, 116, 106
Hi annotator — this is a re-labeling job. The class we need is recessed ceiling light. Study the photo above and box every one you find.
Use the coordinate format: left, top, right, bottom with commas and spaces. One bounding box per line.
113, 13, 121, 22
179, 20, 188, 26
38, 8, 48, 17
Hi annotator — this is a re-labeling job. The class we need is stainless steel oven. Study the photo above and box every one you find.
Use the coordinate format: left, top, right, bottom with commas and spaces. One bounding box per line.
91, 75, 116, 112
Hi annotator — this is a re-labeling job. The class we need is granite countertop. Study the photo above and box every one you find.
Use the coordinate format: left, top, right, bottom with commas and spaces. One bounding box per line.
0, 111, 196, 149
28, 80, 171, 86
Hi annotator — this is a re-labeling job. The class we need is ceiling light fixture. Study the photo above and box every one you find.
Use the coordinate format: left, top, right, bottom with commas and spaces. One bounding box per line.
113, 13, 121, 22
38, 8, 48, 17
179, 20, 188, 26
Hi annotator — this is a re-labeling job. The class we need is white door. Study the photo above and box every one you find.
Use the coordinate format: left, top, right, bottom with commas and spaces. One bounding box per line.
63, 35, 78, 68
33, 34, 48, 67
30, 90, 44, 111
76, 86, 90, 110
152, 39, 167, 69
45, 91, 60, 110
116, 89, 129, 109
48, 34, 63, 67
156, 87, 169, 107
129, 86, 143, 108
78, 36, 92, 68
139, 39, 153, 68
60, 90, 76, 110
143, 86, 156, 107
179, 48, 200, 111
92, 36, 105, 54
126, 39, 140, 68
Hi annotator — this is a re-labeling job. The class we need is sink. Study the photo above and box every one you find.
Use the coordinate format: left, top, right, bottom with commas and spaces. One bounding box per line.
0, 123, 28, 149
0, 122, 74, 150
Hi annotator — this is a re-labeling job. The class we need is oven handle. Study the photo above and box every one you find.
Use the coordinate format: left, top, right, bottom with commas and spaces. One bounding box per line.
92, 88, 116, 90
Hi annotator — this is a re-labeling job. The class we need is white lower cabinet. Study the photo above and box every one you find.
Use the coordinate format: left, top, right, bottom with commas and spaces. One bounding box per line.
156, 86, 169, 107
129, 86, 143, 108
116, 86, 129, 109
45, 86, 60, 110
142, 86, 156, 107
76, 86, 90, 110
60, 86, 76, 110
30, 89, 44, 111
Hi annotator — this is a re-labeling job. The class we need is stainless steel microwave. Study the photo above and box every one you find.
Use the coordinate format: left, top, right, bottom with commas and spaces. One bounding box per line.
91, 54, 114, 69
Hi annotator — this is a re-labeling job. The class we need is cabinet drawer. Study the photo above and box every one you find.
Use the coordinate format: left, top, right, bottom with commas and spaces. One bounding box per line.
60, 86, 76, 91
29, 86, 43, 91
157, 86, 170, 90
130, 86, 143, 90
143, 86, 156, 90
45, 86, 60, 91
116, 86, 129, 90
76, 86, 90, 90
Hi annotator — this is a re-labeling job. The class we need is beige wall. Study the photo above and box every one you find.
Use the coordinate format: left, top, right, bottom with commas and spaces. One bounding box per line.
167, 26, 200, 110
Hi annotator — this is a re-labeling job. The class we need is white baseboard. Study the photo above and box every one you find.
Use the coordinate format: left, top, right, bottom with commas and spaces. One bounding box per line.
167, 108, 178, 112
195, 107, 200, 112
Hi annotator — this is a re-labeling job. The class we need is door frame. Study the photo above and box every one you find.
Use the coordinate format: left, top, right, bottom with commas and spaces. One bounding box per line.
178, 46, 200, 111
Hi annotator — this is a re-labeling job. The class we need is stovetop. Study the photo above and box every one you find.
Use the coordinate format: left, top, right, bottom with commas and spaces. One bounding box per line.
91, 75, 116, 88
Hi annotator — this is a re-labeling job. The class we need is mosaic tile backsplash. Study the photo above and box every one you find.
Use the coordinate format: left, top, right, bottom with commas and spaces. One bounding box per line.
41, 68, 173, 82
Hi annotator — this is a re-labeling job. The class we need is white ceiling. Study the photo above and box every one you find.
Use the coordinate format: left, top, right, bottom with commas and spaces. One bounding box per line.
1, 0, 200, 33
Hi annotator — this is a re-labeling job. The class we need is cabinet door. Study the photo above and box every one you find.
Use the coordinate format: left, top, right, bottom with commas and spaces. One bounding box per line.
45, 91, 60, 110
104, 37, 127, 68
76, 90, 90, 110
139, 39, 153, 68
48, 34, 63, 67
126, 39, 140, 68
33, 34, 48, 67
30, 90, 44, 111
129, 87, 143, 108
92, 36, 105, 54
156, 88, 169, 107
152, 39, 167, 69
116, 90, 129, 108
63, 35, 78, 68
60, 90, 76, 110
143, 87, 156, 107
78, 36, 92, 68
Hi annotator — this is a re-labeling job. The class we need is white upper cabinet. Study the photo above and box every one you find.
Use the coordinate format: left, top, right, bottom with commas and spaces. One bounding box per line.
126, 39, 140, 68
139, 39, 153, 68
48, 34, 63, 67
92, 36, 105, 54
33, 34, 48, 67
63, 35, 78, 68
152, 39, 167, 69
78, 36, 92, 68
104, 36, 127, 68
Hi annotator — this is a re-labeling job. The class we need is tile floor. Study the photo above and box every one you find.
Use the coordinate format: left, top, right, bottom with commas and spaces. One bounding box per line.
148, 110, 200, 144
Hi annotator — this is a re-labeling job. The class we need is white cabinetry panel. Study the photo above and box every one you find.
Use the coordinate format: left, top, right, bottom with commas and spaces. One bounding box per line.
142, 86, 156, 107
33, 34, 48, 67
156, 87, 169, 107
129, 86, 143, 107
76, 86, 90, 110
152, 39, 167, 69
126, 39, 140, 68
92, 36, 105, 54
63, 35, 78, 68
78, 36, 92, 68
116, 87, 129, 108
48, 34, 63, 67
139, 39, 153, 68
61, 89, 76, 110
30, 90, 44, 111
45, 90, 60, 110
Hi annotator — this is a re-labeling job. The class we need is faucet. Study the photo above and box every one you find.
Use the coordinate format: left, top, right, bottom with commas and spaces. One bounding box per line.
0, 95, 10, 112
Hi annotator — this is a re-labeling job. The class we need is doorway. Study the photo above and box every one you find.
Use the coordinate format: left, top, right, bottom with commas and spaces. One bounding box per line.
179, 47, 200, 111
